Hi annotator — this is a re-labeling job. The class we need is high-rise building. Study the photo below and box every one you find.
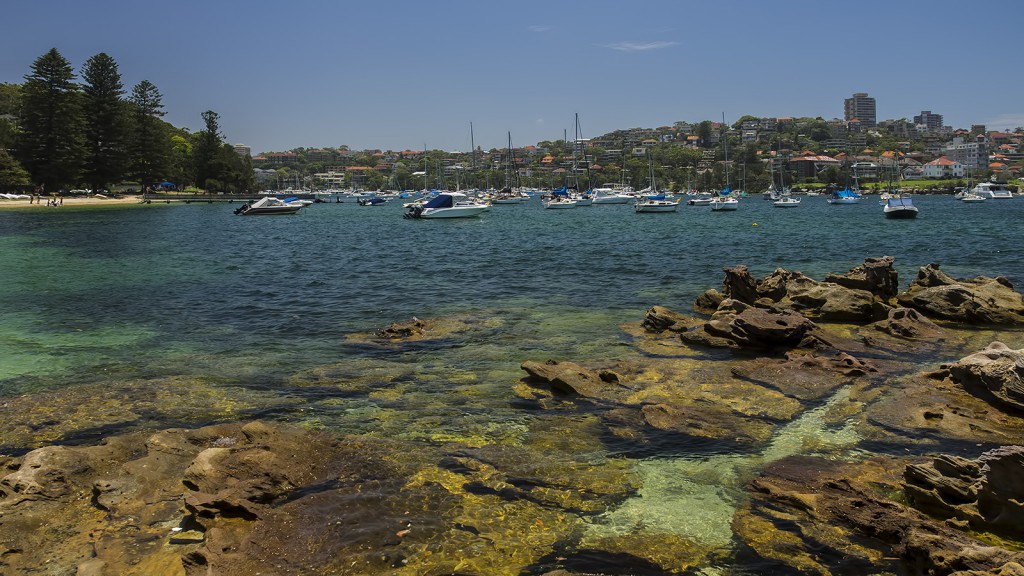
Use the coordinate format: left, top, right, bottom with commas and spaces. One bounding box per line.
913, 110, 944, 132
844, 92, 876, 128
233, 144, 251, 157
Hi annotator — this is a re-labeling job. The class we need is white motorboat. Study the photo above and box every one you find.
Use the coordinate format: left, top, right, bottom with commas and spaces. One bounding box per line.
971, 181, 1013, 199
960, 193, 986, 203
635, 197, 680, 213
709, 197, 739, 211
591, 188, 633, 204
403, 192, 488, 219
234, 196, 302, 215
883, 195, 919, 219
686, 194, 714, 206
773, 197, 800, 208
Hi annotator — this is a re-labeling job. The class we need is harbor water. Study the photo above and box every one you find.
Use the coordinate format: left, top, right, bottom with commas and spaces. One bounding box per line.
1, 194, 1023, 573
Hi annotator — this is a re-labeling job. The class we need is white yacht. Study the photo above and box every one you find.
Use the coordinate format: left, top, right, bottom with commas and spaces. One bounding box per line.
403, 192, 488, 219
971, 181, 1013, 199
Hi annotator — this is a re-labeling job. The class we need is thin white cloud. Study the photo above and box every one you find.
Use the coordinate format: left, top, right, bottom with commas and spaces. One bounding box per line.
606, 40, 678, 52
528, 25, 551, 33
980, 113, 1024, 130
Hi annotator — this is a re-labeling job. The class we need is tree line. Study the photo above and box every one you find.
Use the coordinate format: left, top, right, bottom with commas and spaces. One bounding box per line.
0, 48, 254, 194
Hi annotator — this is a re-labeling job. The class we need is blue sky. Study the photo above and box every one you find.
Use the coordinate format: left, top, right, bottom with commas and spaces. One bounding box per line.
4, 0, 1022, 154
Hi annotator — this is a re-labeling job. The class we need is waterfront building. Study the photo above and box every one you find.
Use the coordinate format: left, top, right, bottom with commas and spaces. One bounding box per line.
922, 156, 964, 178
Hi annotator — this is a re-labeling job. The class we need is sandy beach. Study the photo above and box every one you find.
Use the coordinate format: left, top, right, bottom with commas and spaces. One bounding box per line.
0, 195, 143, 209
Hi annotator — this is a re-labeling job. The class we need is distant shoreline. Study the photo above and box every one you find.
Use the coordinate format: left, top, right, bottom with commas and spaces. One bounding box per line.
0, 195, 143, 210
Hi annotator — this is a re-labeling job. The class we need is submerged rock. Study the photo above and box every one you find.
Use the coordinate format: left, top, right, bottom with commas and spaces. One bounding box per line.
0, 420, 644, 576
897, 263, 1024, 325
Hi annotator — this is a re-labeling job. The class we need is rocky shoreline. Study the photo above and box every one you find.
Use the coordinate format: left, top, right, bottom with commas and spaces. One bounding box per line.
2, 257, 1024, 574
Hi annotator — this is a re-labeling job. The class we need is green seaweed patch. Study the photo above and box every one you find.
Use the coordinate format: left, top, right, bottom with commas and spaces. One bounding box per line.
0, 376, 291, 451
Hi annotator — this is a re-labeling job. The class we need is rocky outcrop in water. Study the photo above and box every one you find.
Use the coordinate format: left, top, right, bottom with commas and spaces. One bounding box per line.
897, 263, 1024, 324
944, 342, 1024, 413
679, 298, 820, 350
824, 255, 901, 299
698, 258, 897, 322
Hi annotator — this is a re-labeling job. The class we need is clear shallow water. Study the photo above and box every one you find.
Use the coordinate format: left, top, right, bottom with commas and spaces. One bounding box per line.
1, 195, 1023, 571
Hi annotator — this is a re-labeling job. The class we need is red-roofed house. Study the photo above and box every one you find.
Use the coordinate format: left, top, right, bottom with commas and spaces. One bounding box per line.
922, 156, 964, 178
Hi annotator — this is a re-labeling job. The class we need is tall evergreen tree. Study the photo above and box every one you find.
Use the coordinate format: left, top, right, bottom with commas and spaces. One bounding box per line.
192, 110, 223, 189
18, 48, 85, 191
80, 53, 128, 193
127, 80, 171, 189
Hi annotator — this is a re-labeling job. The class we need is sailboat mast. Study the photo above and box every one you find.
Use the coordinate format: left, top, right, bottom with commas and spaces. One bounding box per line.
470, 122, 476, 172
722, 112, 730, 190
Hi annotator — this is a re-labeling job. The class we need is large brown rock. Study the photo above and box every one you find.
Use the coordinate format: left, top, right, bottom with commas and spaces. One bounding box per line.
720, 264, 759, 304
680, 299, 818, 350
897, 263, 1024, 324
945, 342, 1024, 412
734, 455, 1024, 575
824, 255, 900, 299
905, 446, 1024, 540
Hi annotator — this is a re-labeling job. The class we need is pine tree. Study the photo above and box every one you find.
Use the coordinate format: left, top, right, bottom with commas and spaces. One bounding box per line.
127, 80, 171, 190
81, 52, 129, 193
18, 48, 85, 192
193, 110, 223, 189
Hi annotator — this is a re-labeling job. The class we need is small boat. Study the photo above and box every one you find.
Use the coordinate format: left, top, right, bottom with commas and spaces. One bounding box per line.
883, 195, 919, 219
633, 151, 678, 212
709, 197, 739, 211
543, 197, 578, 209
572, 192, 594, 206
773, 196, 800, 208
635, 196, 680, 213
827, 187, 861, 204
960, 193, 986, 203
357, 197, 388, 206
234, 196, 302, 215
404, 192, 488, 219
686, 194, 714, 206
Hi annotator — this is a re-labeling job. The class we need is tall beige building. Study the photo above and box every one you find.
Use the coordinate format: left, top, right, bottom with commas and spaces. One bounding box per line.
844, 92, 876, 128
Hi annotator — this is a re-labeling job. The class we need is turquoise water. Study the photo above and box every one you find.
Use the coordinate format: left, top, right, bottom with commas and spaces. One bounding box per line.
1, 195, 1023, 571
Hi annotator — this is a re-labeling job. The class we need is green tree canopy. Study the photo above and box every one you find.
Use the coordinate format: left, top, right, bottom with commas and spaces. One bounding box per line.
81, 52, 129, 192
18, 48, 85, 191
127, 80, 172, 188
